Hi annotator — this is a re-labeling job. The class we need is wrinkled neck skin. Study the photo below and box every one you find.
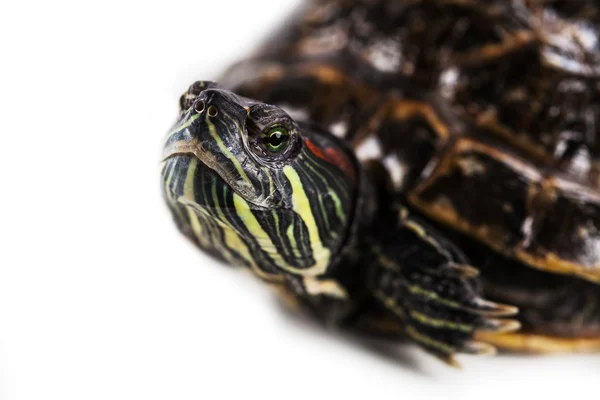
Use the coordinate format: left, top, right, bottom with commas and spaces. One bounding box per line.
267, 123, 380, 283
325, 159, 393, 295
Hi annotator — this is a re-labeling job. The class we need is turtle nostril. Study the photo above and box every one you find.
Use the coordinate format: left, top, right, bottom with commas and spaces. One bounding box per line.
194, 100, 205, 113
207, 105, 219, 117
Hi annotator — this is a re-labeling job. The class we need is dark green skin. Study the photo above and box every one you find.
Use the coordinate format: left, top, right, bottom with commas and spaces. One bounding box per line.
163, 0, 600, 363
220, 0, 600, 336
164, 80, 517, 363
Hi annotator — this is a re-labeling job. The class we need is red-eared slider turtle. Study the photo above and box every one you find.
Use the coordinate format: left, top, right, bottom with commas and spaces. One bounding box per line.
161, 0, 600, 365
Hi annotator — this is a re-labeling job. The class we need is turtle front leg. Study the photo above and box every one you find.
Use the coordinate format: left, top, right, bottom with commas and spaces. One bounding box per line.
365, 206, 521, 365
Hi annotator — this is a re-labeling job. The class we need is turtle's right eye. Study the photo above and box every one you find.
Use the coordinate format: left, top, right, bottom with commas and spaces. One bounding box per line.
263, 126, 290, 153
246, 104, 299, 162
248, 122, 297, 162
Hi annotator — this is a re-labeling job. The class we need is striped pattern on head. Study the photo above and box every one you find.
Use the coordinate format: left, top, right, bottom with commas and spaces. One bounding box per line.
161, 82, 358, 280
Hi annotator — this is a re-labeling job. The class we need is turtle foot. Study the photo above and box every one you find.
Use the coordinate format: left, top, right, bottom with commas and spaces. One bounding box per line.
367, 209, 520, 366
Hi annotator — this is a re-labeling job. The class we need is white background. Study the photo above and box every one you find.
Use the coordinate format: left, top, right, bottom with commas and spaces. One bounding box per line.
0, 1, 598, 399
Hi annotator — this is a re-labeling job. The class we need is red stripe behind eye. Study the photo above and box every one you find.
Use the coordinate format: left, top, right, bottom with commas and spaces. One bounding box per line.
305, 137, 326, 159
304, 138, 355, 181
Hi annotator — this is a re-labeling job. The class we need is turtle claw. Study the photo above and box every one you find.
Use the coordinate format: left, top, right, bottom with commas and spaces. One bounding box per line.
366, 208, 522, 364
461, 340, 498, 356
441, 354, 462, 369
471, 298, 519, 317
371, 258, 520, 362
479, 318, 522, 333
445, 263, 481, 278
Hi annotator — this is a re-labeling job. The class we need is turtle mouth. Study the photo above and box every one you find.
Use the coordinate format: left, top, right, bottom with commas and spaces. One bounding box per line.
162, 139, 272, 209
161, 139, 217, 170
162, 147, 233, 201
161, 151, 240, 224
161, 152, 264, 249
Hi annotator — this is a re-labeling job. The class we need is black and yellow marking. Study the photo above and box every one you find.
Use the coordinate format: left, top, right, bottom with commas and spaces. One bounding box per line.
161, 0, 600, 366
161, 87, 357, 282
366, 207, 519, 364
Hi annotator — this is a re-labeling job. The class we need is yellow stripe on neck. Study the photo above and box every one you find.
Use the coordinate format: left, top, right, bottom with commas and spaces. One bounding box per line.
283, 165, 331, 277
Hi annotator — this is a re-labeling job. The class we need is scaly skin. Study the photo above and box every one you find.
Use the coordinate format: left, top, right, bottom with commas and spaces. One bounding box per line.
162, 0, 600, 363
161, 82, 518, 365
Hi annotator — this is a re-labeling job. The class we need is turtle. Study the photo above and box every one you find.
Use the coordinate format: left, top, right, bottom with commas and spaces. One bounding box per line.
161, 0, 600, 365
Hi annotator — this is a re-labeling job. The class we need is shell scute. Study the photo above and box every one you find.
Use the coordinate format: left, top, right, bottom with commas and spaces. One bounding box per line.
226, 0, 600, 284
411, 137, 600, 283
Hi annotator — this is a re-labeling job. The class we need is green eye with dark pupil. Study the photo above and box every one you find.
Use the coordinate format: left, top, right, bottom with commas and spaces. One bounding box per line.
265, 127, 289, 153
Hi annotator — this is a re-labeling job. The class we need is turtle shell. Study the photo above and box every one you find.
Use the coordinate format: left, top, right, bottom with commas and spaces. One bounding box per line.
220, 0, 600, 287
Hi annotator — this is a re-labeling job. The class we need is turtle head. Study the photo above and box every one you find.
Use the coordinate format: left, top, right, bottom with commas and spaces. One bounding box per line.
162, 82, 359, 278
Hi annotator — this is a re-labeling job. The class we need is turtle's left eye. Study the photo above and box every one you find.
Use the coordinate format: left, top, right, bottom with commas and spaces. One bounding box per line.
263, 126, 290, 153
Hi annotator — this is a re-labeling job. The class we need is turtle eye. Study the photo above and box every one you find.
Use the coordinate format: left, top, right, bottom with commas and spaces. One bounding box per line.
263, 126, 290, 153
